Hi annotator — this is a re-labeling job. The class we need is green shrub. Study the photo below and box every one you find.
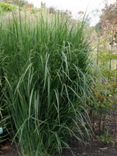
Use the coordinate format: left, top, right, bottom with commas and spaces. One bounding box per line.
97, 131, 113, 144
0, 2, 16, 13
0, 13, 93, 155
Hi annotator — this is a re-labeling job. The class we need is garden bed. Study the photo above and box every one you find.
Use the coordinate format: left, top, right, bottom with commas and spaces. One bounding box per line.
1, 139, 117, 156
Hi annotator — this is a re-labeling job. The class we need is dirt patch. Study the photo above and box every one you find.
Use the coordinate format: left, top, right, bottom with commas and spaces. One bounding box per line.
55, 140, 117, 156
0, 142, 19, 156
1, 140, 117, 156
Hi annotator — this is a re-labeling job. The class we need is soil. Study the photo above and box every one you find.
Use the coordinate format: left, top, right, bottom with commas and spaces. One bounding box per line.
55, 139, 117, 156
1, 139, 117, 156
0, 142, 19, 156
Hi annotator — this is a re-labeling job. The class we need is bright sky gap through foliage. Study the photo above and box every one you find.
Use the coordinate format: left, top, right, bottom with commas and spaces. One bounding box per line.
27, 0, 116, 25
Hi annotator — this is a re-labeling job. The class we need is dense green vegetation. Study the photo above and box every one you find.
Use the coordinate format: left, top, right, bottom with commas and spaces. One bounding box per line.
0, 2, 16, 12
0, 12, 93, 155
0, 1, 117, 155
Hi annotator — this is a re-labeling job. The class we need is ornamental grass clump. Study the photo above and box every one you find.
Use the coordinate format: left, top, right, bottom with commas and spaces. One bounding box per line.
0, 12, 92, 155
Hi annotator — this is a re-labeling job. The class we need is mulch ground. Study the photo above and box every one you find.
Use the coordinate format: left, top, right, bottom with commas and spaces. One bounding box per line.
55, 139, 117, 156
0, 140, 117, 156
0, 142, 19, 156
